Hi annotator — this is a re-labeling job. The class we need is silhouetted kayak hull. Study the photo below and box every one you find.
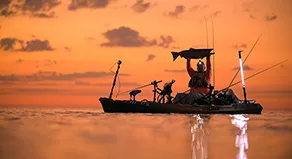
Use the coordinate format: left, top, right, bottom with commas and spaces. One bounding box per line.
99, 97, 263, 114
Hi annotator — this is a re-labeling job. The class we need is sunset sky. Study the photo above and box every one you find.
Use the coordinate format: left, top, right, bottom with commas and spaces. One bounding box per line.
0, 0, 291, 109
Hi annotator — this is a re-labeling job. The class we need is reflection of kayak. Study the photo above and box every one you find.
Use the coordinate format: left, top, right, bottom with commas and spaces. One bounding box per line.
99, 97, 263, 114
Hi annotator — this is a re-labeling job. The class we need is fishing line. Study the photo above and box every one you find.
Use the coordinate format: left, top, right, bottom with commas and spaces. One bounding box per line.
109, 62, 117, 74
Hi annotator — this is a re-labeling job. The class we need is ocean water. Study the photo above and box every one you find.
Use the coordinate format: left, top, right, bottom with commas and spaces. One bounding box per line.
0, 108, 291, 159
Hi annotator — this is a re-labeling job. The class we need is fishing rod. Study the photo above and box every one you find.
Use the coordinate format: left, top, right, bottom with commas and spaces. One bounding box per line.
118, 80, 163, 96
197, 59, 288, 101
222, 59, 288, 90
224, 34, 262, 93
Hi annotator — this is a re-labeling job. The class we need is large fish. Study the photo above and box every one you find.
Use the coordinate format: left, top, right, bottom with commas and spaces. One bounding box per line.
171, 48, 214, 61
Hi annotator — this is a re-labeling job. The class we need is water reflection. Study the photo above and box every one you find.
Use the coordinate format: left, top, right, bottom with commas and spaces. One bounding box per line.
190, 115, 209, 159
230, 115, 249, 159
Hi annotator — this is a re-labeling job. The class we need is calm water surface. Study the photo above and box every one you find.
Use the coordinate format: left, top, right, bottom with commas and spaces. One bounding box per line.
0, 108, 291, 159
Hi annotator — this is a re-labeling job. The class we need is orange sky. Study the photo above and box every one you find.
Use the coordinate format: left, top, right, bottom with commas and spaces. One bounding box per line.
0, 0, 291, 109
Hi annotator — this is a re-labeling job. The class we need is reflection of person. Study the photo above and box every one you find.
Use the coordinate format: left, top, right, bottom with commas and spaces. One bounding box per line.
187, 56, 211, 95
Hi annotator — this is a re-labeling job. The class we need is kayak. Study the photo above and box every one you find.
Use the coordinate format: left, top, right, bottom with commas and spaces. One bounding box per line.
99, 97, 263, 114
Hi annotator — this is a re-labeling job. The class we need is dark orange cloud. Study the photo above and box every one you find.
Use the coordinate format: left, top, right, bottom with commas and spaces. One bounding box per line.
0, 71, 130, 82
64, 46, 71, 52
168, 5, 185, 18
100, 26, 175, 48
265, 14, 277, 22
0, 37, 54, 52
249, 14, 256, 19
20, 39, 54, 52
16, 59, 23, 63
0, 88, 107, 96
232, 44, 247, 49
0, 0, 61, 18
31, 12, 56, 18
0, 0, 14, 16
189, 4, 208, 12
75, 81, 140, 86
232, 65, 254, 71
20, 0, 61, 12
146, 54, 155, 61
100, 26, 157, 47
131, 0, 151, 13
158, 35, 174, 48
240, 1, 256, 13
68, 0, 111, 11
85, 37, 96, 40
0, 0, 10, 9
36, 59, 57, 68
0, 9, 16, 17
212, 11, 221, 17
0, 38, 20, 51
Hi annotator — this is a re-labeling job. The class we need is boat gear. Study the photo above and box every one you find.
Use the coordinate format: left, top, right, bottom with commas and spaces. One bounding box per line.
109, 60, 121, 99
129, 90, 141, 101
157, 80, 175, 103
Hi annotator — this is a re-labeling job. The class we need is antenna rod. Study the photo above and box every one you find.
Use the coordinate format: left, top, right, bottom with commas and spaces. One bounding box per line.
238, 51, 247, 103
109, 60, 122, 99
204, 16, 208, 48
211, 16, 215, 88
225, 34, 262, 92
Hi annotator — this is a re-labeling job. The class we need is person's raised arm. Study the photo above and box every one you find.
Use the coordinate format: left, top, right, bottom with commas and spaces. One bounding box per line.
205, 56, 212, 82
187, 59, 195, 77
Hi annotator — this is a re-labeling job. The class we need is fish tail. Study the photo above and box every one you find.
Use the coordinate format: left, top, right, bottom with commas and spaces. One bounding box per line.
171, 52, 179, 61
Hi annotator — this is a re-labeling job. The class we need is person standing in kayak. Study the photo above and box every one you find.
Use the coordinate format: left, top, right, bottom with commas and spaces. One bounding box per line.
186, 56, 211, 95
